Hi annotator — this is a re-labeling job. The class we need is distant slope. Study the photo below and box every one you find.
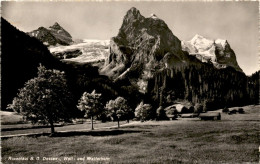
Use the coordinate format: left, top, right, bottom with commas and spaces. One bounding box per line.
1, 18, 64, 110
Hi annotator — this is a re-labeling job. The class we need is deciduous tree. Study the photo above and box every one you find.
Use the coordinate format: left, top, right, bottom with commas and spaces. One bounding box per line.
7, 65, 73, 135
77, 90, 102, 130
105, 97, 130, 128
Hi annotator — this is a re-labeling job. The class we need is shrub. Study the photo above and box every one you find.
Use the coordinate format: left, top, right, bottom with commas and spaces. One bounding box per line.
194, 103, 203, 113
203, 100, 209, 112
164, 106, 178, 120
135, 102, 153, 121
156, 106, 167, 120
188, 106, 195, 113
230, 109, 237, 114
238, 108, 245, 114
97, 112, 108, 123
181, 106, 189, 113
222, 107, 229, 113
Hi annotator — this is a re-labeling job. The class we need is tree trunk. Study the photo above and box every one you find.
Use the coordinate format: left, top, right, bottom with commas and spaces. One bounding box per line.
50, 119, 55, 135
91, 116, 94, 130
117, 118, 120, 128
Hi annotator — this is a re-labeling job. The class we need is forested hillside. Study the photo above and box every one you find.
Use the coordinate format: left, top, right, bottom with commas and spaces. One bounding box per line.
1, 18, 64, 110
147, 63, 259, 109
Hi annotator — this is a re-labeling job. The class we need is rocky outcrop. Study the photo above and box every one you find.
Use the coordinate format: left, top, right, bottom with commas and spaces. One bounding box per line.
53, 49, 82, 59
28, 22, 73, 46
181, 34, 243, 72
101, 7, 187, 92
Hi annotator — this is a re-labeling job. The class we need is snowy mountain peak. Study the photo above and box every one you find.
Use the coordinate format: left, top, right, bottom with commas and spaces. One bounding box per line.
182, 35, 242, 72
190, 34, 204, 43
215, 39, 227, 48
193, 34, 204, 39
189, 34, 214, 53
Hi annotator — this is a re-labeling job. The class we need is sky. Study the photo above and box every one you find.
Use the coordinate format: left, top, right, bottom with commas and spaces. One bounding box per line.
2, 1, 259, 75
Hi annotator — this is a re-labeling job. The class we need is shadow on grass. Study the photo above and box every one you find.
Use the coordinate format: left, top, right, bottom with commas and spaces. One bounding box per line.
117, 125, 160, 129
1, 124, 67, 131
1, 129, 143, 139
50, 129, 143, 137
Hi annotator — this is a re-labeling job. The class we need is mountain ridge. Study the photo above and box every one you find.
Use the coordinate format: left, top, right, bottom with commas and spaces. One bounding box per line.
101, 7, 189, 92
28, 22, 73, 46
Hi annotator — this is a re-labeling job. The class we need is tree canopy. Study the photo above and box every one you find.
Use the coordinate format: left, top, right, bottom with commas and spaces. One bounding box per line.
7, 65, 74, 134
77, 90, 102, 130
105, 97, 131, 127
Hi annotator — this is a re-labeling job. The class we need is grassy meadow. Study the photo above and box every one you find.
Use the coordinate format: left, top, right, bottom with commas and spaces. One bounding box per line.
1, 121, 121, 136
1, 105, 259, 164
1, 111, 24, 125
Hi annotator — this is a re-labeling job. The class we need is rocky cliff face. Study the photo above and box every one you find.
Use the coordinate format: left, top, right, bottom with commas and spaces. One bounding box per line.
28, 22, 73, 46
101, 7, 187, 92
181, 34, 243, 72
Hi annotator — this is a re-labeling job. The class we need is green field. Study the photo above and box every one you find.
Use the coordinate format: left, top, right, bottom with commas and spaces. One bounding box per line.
1, 105, 259, 163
